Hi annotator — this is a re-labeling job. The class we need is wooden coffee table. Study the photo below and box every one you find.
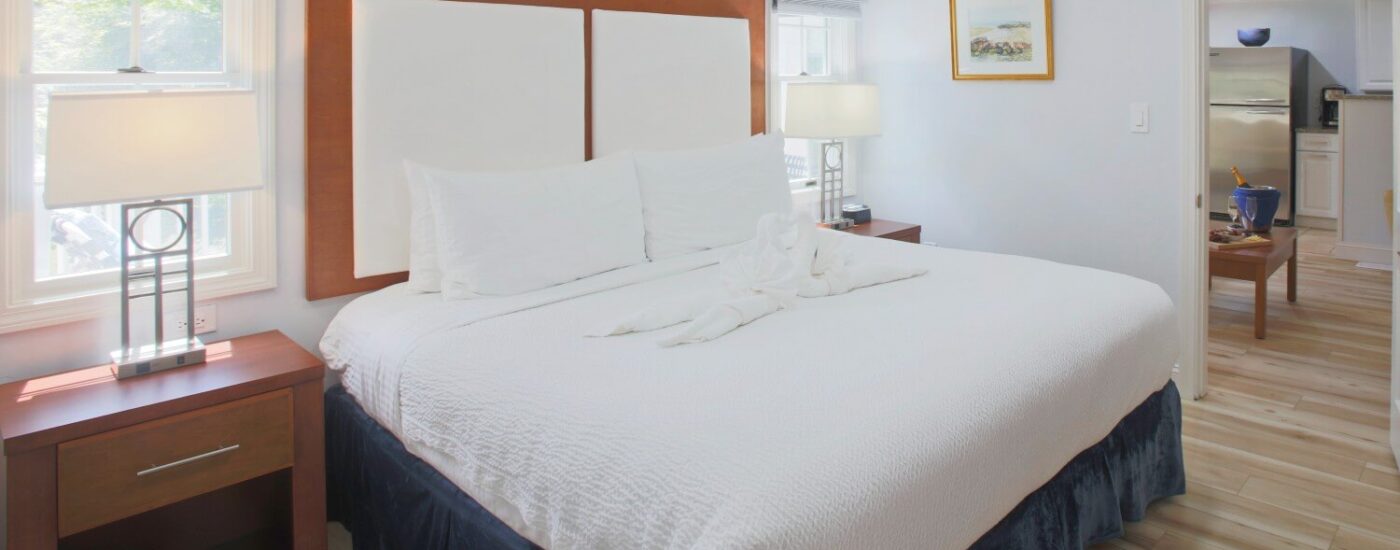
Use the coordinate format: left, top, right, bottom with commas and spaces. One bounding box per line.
1209, 224, 1298, 339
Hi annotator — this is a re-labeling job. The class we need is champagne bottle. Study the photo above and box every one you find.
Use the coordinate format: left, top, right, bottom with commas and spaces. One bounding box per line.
1231, 166, 1251, 188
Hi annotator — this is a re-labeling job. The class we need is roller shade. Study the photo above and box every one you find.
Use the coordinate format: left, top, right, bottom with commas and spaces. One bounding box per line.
773, 0, 863, 18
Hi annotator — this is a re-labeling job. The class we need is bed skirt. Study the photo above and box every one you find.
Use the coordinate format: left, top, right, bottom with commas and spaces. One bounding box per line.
326, 380, 1183, 549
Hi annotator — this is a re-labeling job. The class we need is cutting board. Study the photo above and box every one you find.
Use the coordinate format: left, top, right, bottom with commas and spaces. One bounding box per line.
1210, 238, 1272, 251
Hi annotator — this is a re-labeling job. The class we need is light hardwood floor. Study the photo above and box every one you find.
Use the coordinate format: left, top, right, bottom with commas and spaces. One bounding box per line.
1096, 228, 1399, 550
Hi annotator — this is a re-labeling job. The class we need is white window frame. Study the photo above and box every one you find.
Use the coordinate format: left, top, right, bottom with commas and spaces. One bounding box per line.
771, 14, 859, 195
0, 0, 277, 334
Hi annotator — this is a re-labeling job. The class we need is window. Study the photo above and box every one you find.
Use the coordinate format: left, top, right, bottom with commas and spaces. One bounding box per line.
774, 14, 856, 189
0, 0, 276, 333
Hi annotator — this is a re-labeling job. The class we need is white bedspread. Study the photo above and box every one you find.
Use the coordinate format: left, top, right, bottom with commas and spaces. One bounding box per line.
322, 233, 1178, 549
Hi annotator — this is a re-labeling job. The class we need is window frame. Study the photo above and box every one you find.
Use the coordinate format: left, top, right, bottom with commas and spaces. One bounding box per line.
772, 14, 858, 193
0, 0, 277, 334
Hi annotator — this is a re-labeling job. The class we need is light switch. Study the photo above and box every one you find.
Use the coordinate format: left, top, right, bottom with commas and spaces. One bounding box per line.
1131, 103, 1150, 134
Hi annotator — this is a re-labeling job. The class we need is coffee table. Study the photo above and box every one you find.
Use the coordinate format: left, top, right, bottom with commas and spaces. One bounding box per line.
1209, 223, 1298, 339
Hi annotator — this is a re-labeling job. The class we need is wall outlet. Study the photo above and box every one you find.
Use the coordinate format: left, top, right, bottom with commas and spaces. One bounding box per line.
165, 303, 217, 337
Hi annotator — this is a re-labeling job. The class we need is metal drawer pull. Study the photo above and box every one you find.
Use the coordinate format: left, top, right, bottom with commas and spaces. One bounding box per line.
136, 444, 240, 477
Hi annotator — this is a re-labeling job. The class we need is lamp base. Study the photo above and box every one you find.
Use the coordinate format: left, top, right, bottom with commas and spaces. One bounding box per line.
819, 217, 855, 230
111, 337, 207, 380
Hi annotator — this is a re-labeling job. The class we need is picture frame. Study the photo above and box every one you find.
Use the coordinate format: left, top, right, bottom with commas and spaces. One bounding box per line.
949, 0, 1055, 80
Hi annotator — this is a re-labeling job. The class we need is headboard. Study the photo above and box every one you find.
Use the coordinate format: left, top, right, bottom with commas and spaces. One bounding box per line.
305, 0, 768, 300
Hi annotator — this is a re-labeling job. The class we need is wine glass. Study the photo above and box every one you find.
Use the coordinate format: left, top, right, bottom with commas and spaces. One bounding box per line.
1226, 196, 1241, 227
1242, 196, 1259, 233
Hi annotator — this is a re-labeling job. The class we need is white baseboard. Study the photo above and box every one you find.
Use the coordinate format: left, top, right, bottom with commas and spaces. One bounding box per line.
1333, 240, 1393, 265
1295, 215, 1338, 231
1392, 399, 1399, 470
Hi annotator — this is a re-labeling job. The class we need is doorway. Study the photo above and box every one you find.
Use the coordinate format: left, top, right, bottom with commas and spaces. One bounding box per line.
1182, 0, 1400, 472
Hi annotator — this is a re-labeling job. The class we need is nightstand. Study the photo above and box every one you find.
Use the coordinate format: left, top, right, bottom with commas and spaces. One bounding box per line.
840, 219, 922, 243
0, 330, 327, 549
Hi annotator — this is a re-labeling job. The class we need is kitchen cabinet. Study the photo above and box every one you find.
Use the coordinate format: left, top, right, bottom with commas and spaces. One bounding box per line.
1356, 0, 1393, 92
1296, 133, 1341, 219
1336, 97, 1394, 264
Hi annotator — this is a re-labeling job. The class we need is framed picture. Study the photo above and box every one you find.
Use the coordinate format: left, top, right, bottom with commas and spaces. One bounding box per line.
950, 0, 1054, 80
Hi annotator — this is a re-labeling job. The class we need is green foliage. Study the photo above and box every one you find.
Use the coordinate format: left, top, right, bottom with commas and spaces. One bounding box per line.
32, 0, 222, 73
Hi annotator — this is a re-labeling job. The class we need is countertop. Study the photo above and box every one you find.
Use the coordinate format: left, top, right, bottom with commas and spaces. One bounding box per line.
1341, 94, 1393, 101
1297, 127, 1339, 134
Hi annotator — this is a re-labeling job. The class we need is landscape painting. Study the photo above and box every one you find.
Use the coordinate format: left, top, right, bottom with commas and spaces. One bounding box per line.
951, 0, 1054, 80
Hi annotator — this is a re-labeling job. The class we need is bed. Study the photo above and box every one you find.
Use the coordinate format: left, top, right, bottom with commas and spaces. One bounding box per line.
307, 1, 1183, 547
321, 233, 1184, 549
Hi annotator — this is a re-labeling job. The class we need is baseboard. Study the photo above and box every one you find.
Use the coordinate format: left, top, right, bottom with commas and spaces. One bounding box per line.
1392, 399, 1399, 470
1333, 240, 1393, 265
1295, 215, 1337, 231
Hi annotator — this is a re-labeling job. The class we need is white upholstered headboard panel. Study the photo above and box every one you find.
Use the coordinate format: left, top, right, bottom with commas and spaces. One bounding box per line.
591, 10, 752, 157
351, 0, 586, 278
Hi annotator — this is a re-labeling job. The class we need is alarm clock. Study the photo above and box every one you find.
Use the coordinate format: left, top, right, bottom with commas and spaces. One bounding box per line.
842, 204, 872, 225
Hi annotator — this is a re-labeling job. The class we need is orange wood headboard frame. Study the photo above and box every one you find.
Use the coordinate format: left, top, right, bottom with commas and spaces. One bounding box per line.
305, 0, 768, 300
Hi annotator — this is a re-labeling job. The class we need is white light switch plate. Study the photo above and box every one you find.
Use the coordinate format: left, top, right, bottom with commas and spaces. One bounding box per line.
1131, 103, 1150, 134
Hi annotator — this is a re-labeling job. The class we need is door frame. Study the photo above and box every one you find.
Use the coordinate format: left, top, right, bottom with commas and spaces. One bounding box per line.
1390, 0, 1400, 468
1179, 0, 1209, 400
1184, 3, 1400, 460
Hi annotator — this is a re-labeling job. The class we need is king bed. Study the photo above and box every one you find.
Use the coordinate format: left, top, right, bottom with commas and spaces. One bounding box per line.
320, 234, 1183, 549
305, 0, 1185, 547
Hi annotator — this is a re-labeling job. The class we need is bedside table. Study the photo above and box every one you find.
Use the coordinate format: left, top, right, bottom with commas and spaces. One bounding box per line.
0, 330, 327, 549
840, 219, 922, 243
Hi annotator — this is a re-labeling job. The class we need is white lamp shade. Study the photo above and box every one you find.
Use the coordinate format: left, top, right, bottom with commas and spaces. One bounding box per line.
44, 90, 264, 208
782, 83, 881, 139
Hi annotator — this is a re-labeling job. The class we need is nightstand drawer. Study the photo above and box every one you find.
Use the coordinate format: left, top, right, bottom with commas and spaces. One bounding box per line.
56, 389, 294, 536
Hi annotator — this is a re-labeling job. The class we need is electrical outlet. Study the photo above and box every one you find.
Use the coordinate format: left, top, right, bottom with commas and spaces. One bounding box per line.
164, 303, 217, 337
193, 303, 217, 335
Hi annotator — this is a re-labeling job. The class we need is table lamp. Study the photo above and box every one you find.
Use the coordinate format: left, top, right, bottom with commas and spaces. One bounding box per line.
44, 89, 264, 379
782, 83, 881, 229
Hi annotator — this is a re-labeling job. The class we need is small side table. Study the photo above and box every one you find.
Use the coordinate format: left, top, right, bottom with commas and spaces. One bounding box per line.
840, 219, 922, 243
0, 330, 327, 549
1209, 224, 1298, 339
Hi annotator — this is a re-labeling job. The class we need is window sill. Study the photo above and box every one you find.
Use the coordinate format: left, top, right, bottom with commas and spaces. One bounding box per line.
0, 267, 276, 335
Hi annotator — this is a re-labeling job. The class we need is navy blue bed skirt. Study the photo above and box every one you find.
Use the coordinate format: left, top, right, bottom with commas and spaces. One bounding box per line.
327, 381, 1183, 549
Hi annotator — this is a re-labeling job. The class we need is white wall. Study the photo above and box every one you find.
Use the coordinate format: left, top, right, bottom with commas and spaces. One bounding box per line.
0, 0, 355, 382
1209, 0, 1358, 125
857, 0, 1185, 303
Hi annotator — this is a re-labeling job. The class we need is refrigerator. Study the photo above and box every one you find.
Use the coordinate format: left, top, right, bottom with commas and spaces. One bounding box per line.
1209, 47, 1308, 224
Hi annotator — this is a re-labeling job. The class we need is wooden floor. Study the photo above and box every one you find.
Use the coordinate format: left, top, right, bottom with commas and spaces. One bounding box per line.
1095, 228, 1399, 550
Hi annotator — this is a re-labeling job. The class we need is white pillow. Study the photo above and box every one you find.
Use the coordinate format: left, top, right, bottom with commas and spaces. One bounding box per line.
409, 154, 648, 299
404, 162, 444, 292
632, 133, 794, 259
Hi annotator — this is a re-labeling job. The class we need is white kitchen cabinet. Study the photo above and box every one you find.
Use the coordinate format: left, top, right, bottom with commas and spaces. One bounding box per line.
1296, 148, 1341, 218
1356, 0, 1393, 92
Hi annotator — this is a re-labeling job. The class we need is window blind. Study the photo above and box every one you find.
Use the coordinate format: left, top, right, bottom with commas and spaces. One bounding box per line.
773, 0, 863, 18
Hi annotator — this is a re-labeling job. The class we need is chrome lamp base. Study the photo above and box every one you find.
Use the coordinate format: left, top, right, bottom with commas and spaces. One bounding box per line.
818, 218, 854, 230
114, 198, 204, 380
111, 337, 207, 379
818, 140, 853, 230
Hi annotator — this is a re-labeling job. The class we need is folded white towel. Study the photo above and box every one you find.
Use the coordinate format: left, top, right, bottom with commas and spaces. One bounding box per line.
593, 290, 728, 336
595, 212, 926, 346
657, 293, 789, 347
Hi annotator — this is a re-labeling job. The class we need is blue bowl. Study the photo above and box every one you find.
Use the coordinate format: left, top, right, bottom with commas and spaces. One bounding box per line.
1238, 28, 1271, 47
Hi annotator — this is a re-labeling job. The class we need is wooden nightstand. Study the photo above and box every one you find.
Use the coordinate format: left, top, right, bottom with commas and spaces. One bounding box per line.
840, 219, 922, 243
0, 330, 327, 549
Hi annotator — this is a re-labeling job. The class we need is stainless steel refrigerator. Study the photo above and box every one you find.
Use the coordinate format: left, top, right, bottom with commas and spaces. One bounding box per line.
1209, 47, 1308, 224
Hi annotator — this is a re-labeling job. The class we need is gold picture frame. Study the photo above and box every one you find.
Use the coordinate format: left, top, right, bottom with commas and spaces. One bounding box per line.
950, 0, 1055, 80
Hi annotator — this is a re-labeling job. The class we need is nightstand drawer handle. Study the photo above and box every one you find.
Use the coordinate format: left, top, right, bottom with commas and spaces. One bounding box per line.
136, 444, 240, 477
